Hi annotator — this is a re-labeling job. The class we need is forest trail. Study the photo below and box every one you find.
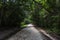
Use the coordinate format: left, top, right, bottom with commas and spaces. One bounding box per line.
7, 24, 54, 40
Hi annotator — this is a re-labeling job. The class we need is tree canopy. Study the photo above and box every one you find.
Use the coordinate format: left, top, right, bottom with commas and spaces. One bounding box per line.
0, 0, 60, 34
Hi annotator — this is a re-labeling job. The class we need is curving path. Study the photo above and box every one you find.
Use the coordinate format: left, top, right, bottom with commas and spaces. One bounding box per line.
5, 24, 55, 40
7, 24, 44, 40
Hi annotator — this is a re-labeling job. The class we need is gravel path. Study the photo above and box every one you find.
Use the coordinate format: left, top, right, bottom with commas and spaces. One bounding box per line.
0, 24, 52, 40
7, 24, 43, 40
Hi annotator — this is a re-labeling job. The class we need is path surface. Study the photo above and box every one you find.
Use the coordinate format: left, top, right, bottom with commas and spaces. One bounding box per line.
0, 24, 53, 40
0, 27, 20, 40
6, 24, 52, 40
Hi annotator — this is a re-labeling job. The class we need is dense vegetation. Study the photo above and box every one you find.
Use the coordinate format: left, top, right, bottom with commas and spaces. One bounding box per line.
31, 0, 60, 34
0, 0, 60, 34
0, 0, 26, 28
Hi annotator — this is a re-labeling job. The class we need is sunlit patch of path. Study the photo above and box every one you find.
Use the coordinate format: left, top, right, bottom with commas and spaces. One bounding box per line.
7, 24, 43, 40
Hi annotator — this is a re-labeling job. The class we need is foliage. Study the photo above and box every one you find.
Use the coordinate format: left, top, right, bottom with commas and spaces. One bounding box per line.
31, 0, 60, 34
0, 0, 60, 34
0, 0, 26, 28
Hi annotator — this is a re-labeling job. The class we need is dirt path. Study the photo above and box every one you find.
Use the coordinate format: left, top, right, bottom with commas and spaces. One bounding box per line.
7, 24, 52, 40
0, 24, 57, 40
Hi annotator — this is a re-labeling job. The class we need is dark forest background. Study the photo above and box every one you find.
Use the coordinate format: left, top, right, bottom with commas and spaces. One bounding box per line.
0, 0, 60, 35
